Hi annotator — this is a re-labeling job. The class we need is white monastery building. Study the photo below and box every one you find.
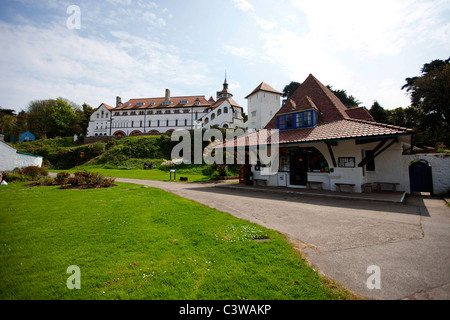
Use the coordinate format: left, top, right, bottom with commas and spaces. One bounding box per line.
245, 82, 282, 131
87, 77, 245, 137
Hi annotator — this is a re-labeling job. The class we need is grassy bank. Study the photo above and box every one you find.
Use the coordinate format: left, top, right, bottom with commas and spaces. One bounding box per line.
0, 182, 356, 300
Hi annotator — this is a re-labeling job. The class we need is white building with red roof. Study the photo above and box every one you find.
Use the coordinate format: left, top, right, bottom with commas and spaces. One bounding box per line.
226, 74, 415, 194
87, 77, 244, 137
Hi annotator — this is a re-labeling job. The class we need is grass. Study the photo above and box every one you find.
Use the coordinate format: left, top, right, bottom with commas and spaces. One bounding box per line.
49, 165, 212, 182
0, 182, 357, 300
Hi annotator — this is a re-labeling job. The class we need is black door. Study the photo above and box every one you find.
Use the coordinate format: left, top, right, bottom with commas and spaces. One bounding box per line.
409, 160, 433, 194
290, 149, 308, 186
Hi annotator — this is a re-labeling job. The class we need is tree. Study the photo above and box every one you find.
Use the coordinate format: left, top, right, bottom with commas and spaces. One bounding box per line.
282, 81, 302, 99
80, 103, 94, 135
27, 98, 82, 139
369, 101, 389, 123
327, 86, 361, 108
402, 57, 450, 143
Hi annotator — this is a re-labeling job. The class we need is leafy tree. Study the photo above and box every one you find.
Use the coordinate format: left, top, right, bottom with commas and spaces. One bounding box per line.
327, 86, 361, 108
402, 57, 450, 143
80, 103, 94, 135
369, 101, 389, 123
282, 81, 302, 98
27, 98, 82, 139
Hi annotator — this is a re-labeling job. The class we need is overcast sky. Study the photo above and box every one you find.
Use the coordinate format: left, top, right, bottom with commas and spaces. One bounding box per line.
0, 0, 449, 113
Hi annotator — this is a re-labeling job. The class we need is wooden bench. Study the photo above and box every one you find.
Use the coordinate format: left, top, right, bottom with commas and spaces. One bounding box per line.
253, 179, 268, 187
307, 181, 323, 190
361, 183, 375, 193
335, 183, 355, 193
374, 182, 400, 192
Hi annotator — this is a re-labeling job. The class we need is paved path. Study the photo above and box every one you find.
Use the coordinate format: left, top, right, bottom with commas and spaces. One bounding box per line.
115, 178, 450, 299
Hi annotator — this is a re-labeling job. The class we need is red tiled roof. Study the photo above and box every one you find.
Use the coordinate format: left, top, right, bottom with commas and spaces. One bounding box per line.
245, 82, 282, 98
345, 107, 374, 121
224, 119, 413, 148
265, 74, 351, 129
114, 96, 211, 110
279, 96, 319, 115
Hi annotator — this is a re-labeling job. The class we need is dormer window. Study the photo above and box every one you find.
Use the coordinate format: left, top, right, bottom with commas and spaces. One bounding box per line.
162, 101, 172, 106
179, 100, 188, 105
136, 102, 145, 107
277, 110, 317, 130
195, 101, 201, 106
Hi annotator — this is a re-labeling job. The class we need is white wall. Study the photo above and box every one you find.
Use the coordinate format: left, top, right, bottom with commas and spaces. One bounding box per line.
247, 91, 281, 130
0, 141, 43, 172
253, 138, 409, 193
402, 154, 450, 195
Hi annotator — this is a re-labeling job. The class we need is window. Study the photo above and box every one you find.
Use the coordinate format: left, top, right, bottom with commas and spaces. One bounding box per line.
278, 116, 286, 129
162, 101, 172, 106
251, 111, 256, 117
136, 102, 145, 107
224, 107, 228, 113
218, 109, 222, 116
156, 110, 162, 114
130, 111, 136, 115
175, 119, 178, 126
195, 101, 201, 106
304, 112, 312, 126
148, 110, 154, 115
157, 120, 160, 127
185, 119, 188, 126
211, 113, 215, 120
277, 110, 317, 130
140, 121, 143, 127
122, 112, 128, 116
183, 109, 190, 113
174, 110, 180, 114
97, 113, 99, 118
165, 110, 171, 114
114, 112, 120, 116
365, 150, 375, 172
139, 111, 145, 115
179, 100, 188, 105
286, 114, 293, 129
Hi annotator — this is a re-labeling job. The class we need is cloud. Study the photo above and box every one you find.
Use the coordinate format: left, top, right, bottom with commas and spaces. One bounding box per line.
232, 0, 254, 12
0, 21, 213, 110
293, 0, 450, 57
222, 44, 254, 58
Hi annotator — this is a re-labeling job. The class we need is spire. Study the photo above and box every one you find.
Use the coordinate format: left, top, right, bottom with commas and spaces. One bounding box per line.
218, 72, 232, 99
223, 71, 229, 91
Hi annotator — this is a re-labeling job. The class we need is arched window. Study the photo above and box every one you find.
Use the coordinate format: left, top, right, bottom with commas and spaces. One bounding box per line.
218, 109, 222, 116
211, 113, 216, 120
205, 117, 209, 124
224, 107, 228, 113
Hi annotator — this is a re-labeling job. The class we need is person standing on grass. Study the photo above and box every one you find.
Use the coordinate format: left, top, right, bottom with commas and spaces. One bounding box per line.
0, 173, 8, 185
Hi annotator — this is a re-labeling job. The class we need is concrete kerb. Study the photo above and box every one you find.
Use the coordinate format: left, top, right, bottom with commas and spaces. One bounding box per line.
216, 183, 407, 204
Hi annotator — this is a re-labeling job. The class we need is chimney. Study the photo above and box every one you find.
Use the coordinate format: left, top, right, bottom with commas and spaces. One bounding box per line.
165, 89, 171, 102
116, 96, 122, 107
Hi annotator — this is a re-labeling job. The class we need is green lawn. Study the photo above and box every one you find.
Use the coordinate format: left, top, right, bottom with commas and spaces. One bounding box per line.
49, 165, 213, 182
0, 182, 357, 300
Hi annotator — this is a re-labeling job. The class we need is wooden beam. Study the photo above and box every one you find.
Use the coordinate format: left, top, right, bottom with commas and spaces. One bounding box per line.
326, 142, 337, 167
374, 138, 398, 157
358, 138, 388, 167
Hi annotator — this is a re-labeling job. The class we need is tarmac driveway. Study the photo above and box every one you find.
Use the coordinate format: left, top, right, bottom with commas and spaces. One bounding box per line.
116, 178, 450, 300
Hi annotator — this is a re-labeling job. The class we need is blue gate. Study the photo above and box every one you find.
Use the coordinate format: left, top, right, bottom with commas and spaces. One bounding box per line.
409, 160, 433, 194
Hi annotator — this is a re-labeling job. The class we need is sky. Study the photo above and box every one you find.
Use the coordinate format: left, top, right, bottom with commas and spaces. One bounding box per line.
0, 0, 449, 114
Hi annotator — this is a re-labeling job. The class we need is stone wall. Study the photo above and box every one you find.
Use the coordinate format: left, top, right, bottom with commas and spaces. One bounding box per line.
402, 153, 450, 195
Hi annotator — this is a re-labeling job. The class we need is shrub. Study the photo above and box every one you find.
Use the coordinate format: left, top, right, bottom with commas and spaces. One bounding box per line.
55, 171, 71, 185
67, 170, 115, 187
13, 166, 48, 181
